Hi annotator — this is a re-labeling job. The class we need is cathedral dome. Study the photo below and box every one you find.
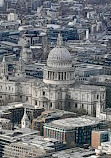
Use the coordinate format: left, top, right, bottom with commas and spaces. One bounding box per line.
43, 34, 75, 85
47, 34, 72, 68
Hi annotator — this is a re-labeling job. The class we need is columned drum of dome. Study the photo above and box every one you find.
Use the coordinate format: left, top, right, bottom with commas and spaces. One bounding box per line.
43, 34, 75, 85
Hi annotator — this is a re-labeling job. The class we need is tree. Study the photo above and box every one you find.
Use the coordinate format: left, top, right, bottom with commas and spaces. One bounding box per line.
70, 107, 87, 116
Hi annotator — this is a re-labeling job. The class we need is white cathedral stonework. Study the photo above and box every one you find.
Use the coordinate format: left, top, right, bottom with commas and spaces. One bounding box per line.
0, 34, 106, 116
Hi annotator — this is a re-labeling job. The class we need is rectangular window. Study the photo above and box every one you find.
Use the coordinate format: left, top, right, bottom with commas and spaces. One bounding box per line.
43, 91, 45, 96
75, 103, 77, 108
35, 100, 37, 105
26, 96, 28, 101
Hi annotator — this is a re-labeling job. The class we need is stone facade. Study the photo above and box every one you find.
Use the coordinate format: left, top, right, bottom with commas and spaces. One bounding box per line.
0, 34, 106, 116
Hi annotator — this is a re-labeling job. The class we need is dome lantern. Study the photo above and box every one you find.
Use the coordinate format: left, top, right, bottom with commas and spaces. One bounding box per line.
57, 33, 63, 47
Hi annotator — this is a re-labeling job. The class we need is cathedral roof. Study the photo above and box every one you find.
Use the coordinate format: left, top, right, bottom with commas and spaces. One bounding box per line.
48, 47, 71, 63
47, 34, 72, 68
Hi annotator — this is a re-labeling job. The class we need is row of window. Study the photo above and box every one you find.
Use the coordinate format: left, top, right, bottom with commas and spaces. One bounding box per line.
46, 129, 63, 141
70, 93, 105, 101
0, 86, 14, 92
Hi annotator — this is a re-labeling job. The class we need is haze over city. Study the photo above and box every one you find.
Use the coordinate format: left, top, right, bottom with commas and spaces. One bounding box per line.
0, 0, 111, 157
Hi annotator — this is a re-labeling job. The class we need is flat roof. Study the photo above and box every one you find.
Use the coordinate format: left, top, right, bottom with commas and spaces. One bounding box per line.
45, 116, 103, 130
0, 128, 39, 142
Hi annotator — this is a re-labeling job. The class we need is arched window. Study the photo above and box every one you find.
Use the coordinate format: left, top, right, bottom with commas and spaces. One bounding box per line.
97, 94, 99, 99
75, 103, 77, 108
50, 102, 52, 108
35, 100, 37, 105
43, 91, 45, 96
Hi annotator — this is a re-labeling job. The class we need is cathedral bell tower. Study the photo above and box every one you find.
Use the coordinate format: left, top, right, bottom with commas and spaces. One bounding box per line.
42, 35, 50, 60
1, 56, 8, 81
15, 57, 26, 78
21, 40, 33, 64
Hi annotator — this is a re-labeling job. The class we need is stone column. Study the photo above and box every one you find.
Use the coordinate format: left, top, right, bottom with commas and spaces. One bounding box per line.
60, 72, 62, 80
71, 72, 73, 79
69, 73, 70, 80
58, 72, 59, 80
63, 72, 65, 80
57, 72, 59, 80
54, 72, 56, 80
50, 72, 52, 80
51, 72, 53, 80
66, 72, 69, 80
46, 71, 48, 79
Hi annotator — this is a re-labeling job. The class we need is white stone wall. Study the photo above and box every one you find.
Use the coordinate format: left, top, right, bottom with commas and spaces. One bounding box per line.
0, 76, 106, 117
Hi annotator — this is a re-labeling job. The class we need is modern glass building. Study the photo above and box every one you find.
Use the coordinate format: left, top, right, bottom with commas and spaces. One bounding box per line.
44, 116, 105, 148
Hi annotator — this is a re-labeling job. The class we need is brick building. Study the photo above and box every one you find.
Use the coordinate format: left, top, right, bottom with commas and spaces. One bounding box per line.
91, 130, 109, 149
